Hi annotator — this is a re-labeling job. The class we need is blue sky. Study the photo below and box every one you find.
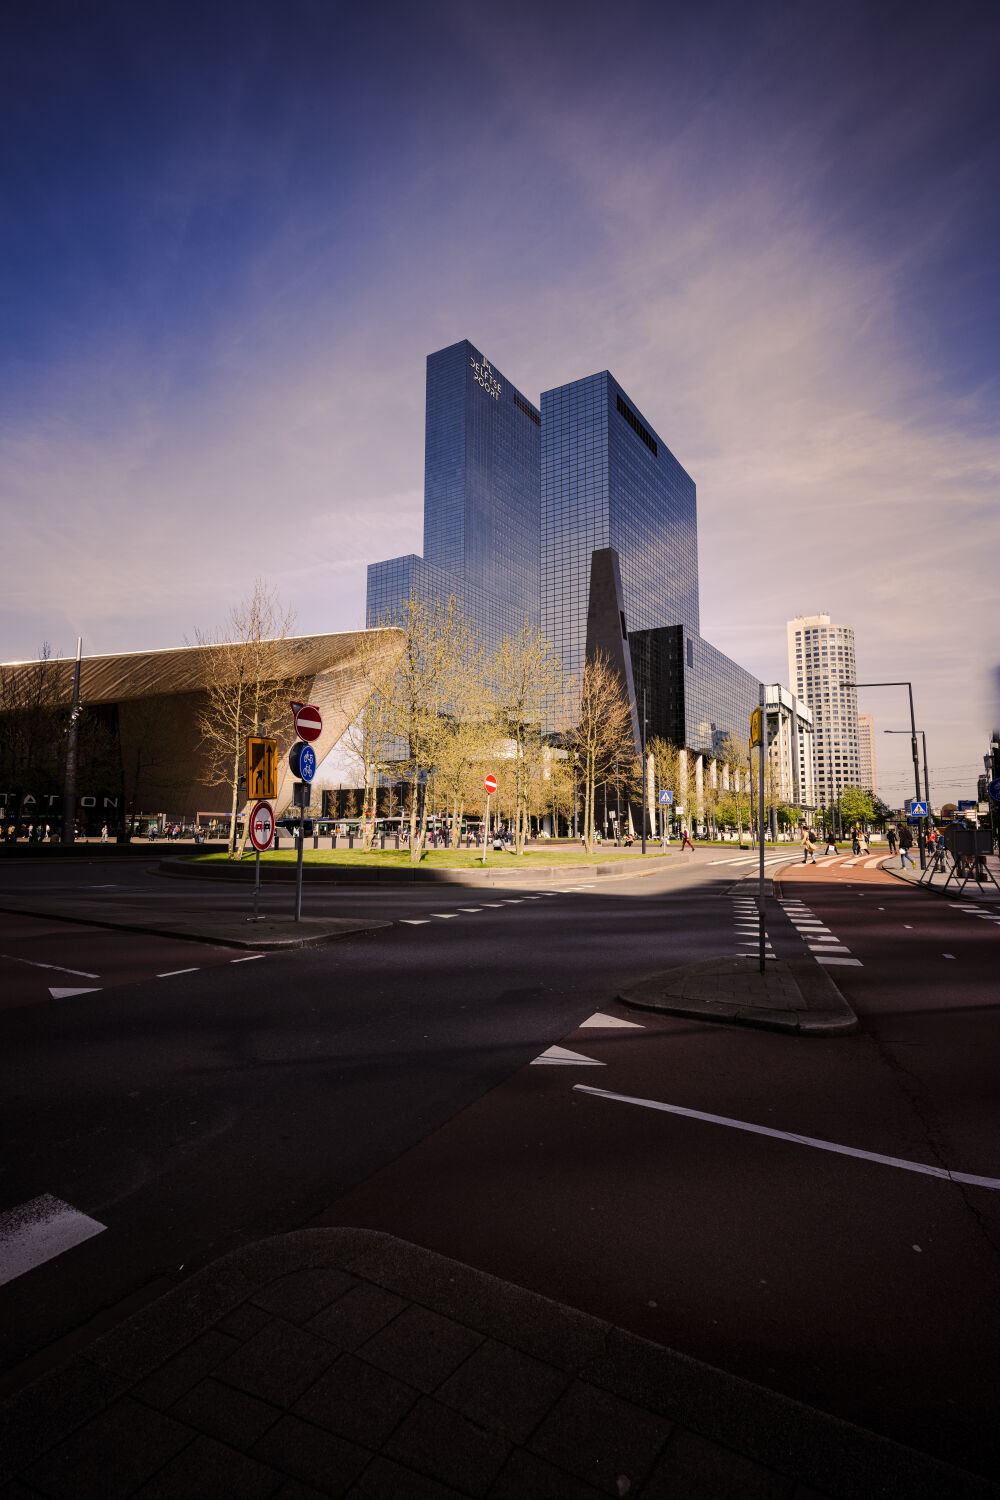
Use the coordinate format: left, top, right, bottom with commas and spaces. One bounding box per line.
2, 0, 998, 801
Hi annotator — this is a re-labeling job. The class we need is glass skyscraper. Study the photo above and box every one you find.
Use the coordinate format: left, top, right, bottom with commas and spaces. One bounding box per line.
367, 340, 540, 650
540, 371, 699, 697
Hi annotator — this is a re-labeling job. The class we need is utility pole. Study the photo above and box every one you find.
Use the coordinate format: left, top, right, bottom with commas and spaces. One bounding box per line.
62, 638, 83, 844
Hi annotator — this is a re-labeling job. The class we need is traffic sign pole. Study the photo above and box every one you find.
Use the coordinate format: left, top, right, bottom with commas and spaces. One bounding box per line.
758, 684, 766, 976
482, 774, 497, 864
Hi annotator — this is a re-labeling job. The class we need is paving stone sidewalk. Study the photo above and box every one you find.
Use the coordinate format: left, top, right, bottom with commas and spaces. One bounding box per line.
2, 1229, 992, 1499
885, 857, 1000, 903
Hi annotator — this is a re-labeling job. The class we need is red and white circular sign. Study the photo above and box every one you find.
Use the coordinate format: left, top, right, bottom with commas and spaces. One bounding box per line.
483, 774, 497, 795
293, 703, 323, 743
248, 800, 275, 852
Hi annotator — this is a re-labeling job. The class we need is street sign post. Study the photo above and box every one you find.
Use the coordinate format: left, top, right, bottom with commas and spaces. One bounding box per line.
247, 800, 274, 923
482, 773, 497, 865
288, 742, 317, 783
248, 800, 274, 851
247, 736, 278, 800
658, 788, 672, 846
291, 703, 323, 743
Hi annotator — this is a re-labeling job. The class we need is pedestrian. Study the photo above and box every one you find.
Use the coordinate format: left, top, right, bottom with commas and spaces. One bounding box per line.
100, 824, 109, 843
851, 825, 860, 856
680, 825, 694, 853
801, 825, 817, 863
886, 825, 898, 855
899, 824, 915, 867
858, 827, 870, 855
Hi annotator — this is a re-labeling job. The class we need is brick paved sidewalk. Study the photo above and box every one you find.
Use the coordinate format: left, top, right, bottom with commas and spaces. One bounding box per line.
1, 1230, 993, 1499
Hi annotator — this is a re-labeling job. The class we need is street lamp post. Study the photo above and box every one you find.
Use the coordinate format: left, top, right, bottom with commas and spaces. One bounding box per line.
884, 729, 930, 808
842, 680, 925, 869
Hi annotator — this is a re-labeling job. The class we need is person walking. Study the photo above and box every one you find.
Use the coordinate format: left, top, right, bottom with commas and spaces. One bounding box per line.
824, 829, 838, 854
801, 825, 817, 864
886, 825, 898, 856
899, 824, 915, 867
680, 825, 695, 853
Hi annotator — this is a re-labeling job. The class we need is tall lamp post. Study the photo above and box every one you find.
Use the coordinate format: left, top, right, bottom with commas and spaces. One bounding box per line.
842, 680, 925, 870
884, 729, 930, 808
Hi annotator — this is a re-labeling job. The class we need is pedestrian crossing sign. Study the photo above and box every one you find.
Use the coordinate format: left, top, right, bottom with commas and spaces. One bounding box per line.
908, 800, 928, 816
659, 789, 673, 805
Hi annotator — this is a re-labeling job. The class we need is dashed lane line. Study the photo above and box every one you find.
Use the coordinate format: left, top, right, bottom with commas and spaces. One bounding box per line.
573, 1086, 1000, 1191
231, 954, 265, 962
156, 968, 199, 977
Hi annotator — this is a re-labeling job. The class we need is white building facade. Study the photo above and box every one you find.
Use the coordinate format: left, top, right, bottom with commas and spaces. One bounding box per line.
786, 614, 861, 811
765, 685, 816, 809
857, 712, 877, 796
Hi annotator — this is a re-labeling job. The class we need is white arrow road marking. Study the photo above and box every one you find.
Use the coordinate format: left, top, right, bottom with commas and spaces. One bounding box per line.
48, 987, 101, 999
579, 1012, 645, 1029
1, 953, 99, 979
0, 1195, 107, 1287
573, 1086, 1000, 1191
531, 1046, 605, 1066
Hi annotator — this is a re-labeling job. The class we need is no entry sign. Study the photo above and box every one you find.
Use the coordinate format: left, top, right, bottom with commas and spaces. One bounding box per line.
484, 774, 497, 795
292, 703, 323, 743
248, 800, 275, 852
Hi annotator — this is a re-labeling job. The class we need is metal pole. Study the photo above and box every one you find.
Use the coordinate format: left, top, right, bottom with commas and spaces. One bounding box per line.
62, 637, 83, 844
640, 689, 647, 855
482, 792, 490, 864
295, 784, 304, 922
758, 683, 766, 975
905, 682, 926, 870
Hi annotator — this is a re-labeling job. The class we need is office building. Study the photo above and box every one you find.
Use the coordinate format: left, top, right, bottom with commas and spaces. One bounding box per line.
367, 340, 541, 651
857, 712, 877, 796
766, 685, 816, 808
787, 614, 861, 808
541, 370, 699, 702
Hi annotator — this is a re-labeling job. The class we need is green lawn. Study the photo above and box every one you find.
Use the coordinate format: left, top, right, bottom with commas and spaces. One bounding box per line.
185, 846, 677, 869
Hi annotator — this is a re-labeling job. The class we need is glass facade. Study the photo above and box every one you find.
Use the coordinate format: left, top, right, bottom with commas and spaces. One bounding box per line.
541, 371, 699, 705
630, 625, 759, 756
367, 340, 540, 651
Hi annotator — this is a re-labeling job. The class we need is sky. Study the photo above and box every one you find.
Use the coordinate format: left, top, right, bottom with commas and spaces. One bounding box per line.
2, 0, 998, 804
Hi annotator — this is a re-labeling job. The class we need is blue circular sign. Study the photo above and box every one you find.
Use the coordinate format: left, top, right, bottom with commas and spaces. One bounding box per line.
289, 741, 317, 783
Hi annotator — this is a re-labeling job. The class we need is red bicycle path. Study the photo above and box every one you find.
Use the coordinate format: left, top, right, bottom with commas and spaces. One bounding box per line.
315, 862, 1000, 1479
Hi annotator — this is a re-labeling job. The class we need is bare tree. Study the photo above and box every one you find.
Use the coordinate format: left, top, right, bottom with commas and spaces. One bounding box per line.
565, 651, 636, 854
195, 580, 302, 857
717, 734, 751, 847
487, 625, 568, 854
368, 592, 481, 864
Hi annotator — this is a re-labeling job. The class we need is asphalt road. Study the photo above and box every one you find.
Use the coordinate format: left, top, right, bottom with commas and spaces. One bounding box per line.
1, 851, 998, 1478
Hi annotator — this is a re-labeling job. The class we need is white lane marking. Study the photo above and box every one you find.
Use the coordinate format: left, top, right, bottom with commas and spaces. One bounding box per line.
572, 1087, 1000, 1191
457, 908, 482, 913
157, 968, 198, 977
944, 954, 956, 959
808, 945, 852, 955
863, 857, 885, 869
523, 896, 542, 900
816, 956, 863, 966
501, 900, 524, 905
231, 954, 265, 961
1, 953, 100, 979
579, 1012, 645, 1029
531, 1045, 605, 1066
430, 913, 459, 919
903, 925, 914, 930
0, 1195, 107, 1287
49, 986, 101, 999
400, 919, 431, 925
480, 904, 507, 908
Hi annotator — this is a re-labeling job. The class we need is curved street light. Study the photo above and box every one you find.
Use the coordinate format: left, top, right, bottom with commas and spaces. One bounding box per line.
841, 680, 925, 870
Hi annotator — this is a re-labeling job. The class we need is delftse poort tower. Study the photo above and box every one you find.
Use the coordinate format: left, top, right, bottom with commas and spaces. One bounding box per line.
367, 339, 764, 762
367, 340, 541, 653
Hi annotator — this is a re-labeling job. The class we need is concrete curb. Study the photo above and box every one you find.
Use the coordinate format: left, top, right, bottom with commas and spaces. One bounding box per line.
0, 900, 390, 951
157, 853, 683, 887
1, 1228, 991, 1499
883, 863, 1000, 903
618, 955, 858, 1035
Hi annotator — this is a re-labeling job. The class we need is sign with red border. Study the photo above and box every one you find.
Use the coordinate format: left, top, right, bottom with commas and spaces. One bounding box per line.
248, 800, 275, 852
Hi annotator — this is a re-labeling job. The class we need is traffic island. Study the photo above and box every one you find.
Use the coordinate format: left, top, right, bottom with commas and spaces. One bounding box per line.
619, 956, 858, 1035
0, 894, 389, 950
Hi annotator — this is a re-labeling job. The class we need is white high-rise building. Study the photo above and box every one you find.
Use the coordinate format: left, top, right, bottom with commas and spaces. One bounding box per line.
857, 712, 877, 796
786, 614, 861, 810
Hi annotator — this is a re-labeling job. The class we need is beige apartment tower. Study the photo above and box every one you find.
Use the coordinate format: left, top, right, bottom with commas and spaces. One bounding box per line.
787, 614, 861, 810
857, 712, 877, 796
